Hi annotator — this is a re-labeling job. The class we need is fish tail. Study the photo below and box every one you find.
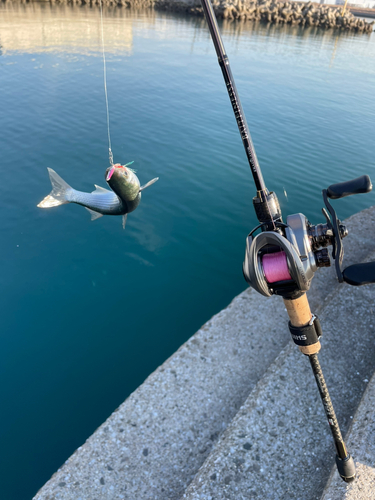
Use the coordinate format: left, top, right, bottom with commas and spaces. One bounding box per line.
37, 168, 73, 208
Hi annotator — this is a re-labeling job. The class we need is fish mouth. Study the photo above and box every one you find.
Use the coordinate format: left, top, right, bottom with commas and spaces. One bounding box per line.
106, 166, 116, 182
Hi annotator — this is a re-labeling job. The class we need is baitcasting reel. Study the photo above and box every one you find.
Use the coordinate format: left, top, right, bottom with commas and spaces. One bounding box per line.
242, 174, 373, 482
243, 175, 374, 299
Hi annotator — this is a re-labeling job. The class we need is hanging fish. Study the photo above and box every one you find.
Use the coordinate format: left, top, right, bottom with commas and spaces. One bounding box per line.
37, 162, 158, 228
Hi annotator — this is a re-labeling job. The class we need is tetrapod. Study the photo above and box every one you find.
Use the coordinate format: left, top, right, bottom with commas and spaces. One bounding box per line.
200, 0, 375, 483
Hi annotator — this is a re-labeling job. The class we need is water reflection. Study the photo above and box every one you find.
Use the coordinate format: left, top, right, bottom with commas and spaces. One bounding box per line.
0, 3, 155, 55
1, 1, 374, 70
187, 13, 374, 71
1, 3, 373, 59
228, 18, 373, 56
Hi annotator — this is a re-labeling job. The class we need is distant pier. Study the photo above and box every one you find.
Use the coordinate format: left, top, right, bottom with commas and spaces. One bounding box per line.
1, 0, 374, 31
156, 0, 375, 33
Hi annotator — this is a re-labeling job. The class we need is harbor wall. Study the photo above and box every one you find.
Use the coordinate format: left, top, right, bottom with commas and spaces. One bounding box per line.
32, 206, 375, 500
1, 0, 374, 32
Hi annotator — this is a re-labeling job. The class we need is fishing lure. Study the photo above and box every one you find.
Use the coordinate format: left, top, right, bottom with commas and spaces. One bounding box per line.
37, 162, 158, 228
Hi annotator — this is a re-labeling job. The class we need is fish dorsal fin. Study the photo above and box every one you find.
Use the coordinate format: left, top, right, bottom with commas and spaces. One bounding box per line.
122, 214, 128, 229
92, 185, 111, 193
139, 177, 159, 192
86, 208, 104, 221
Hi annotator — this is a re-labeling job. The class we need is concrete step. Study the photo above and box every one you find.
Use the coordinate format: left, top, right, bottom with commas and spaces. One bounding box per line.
33, 283, 293, 500
180, 246, 375, 500
320, 369, 375, 500
32, 206, 375, 500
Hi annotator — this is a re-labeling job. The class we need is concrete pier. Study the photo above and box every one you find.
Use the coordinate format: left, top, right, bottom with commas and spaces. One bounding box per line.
2, 0, 375, 32
33, 206, 375, 499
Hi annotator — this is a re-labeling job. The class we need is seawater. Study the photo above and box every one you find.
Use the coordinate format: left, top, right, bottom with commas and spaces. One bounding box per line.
0, 4, 374, 498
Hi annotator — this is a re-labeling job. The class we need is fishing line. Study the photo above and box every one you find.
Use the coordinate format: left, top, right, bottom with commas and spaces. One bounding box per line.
262, 251, 292, 283
99, 0, 114, 168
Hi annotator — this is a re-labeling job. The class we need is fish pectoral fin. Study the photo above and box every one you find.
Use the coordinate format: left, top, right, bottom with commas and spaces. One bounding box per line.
92, 185, 111, 193
139, 177, 159, 192
122, 214, 128, 230
86, 208, 104, 221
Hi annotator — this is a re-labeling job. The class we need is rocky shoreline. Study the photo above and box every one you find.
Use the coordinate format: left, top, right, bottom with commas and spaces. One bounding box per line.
161, 0, 375, 32
2, 0, 374, 32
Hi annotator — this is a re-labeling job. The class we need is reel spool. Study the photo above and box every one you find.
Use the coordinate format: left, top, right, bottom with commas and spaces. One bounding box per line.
243, 214, 319, 299
262, 251, 292, 283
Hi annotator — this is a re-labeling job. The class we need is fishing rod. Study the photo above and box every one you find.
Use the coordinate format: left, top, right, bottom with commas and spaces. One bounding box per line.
200, 0, 281, 231
200, 0, 375, 484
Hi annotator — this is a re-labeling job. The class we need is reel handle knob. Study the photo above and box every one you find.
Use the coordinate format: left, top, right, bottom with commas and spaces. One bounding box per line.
327, 175, 372, 200
343, 261, 375, 286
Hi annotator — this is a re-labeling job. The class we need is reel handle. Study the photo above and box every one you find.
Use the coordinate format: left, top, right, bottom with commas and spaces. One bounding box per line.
323, 174, 373, 284
327, 175, 372, 200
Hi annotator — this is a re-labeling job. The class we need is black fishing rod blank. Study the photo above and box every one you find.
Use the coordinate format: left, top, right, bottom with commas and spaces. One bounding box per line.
199, 0, 375, 484
283, 294, 356, 482
200, 0, 281, 229
309, 353, 355, 477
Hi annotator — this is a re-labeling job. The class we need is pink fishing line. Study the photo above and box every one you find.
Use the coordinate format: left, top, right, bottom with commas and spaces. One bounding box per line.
262, 251, 292, 283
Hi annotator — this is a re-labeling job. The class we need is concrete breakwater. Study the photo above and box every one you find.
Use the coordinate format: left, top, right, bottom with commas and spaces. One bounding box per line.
3, 0, 374, 33
159, 0, 375, 33
33, 205, 375, 500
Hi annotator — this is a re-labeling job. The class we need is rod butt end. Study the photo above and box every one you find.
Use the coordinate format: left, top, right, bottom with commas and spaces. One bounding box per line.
336, 454, 356, 483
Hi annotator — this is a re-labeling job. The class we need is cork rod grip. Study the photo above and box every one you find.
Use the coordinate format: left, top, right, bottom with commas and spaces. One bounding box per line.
283, 295, 321, 355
